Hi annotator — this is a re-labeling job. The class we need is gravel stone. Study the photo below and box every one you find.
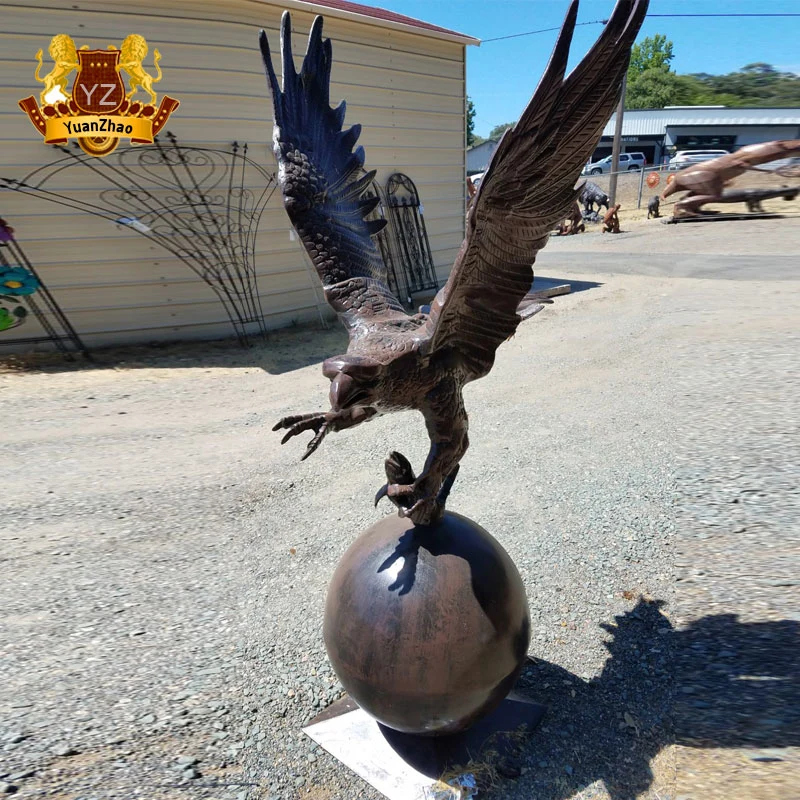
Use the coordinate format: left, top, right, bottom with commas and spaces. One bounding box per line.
52, 745, 79, 758
2, 218, 798, 799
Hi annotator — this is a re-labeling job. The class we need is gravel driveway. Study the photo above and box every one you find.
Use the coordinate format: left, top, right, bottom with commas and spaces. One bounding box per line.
1, 217, 797, 799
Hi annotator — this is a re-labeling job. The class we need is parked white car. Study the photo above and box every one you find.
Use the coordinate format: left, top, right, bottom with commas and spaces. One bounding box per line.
763, 156, 800, 174
582, 152, 646, 175
667, 149, 729, 170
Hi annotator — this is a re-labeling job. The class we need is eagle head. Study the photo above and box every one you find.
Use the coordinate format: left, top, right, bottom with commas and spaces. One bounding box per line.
323, 355, 382, 411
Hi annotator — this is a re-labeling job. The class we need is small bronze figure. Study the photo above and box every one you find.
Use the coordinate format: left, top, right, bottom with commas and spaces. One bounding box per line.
662, 139, 800, 217
602, 203, 622, 233
558, 200, 585, 234
647, 195, 660, 218
261, 0, 647, 527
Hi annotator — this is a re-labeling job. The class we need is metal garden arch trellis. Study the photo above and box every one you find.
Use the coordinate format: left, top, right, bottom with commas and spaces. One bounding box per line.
1, 134, 280, 346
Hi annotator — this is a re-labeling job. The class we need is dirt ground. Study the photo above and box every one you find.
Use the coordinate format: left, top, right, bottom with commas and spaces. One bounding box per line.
1, 216, 798, 800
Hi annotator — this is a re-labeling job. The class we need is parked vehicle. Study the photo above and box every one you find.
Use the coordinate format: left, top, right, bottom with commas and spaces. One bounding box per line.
667, 149, 729, 170
763, 156, 800, 174
582, 152, 646, 175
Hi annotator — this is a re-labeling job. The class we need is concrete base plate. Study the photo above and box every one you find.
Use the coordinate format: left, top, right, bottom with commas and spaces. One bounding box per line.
664, 212, 784, 224
303, 693, 545, 800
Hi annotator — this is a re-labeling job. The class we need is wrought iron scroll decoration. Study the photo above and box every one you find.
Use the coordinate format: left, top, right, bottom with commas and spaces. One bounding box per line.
1, 134, 279, 346
0, 218, 90, 360
360, 176, 411, 307
384, 172, 438, 297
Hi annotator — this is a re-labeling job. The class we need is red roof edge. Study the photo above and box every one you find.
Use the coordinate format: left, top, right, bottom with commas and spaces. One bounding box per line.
294, 0, 478, 43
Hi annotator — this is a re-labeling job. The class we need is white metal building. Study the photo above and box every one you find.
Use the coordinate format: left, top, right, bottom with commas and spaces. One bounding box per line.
466, 138, 499, 175
593, 106, 800, 164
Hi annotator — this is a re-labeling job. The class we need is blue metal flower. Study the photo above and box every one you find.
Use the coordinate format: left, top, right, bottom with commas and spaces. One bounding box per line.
0, 266, 39, 296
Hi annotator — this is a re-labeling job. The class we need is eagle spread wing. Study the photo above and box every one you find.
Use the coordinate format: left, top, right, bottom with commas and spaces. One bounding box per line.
423, 0, 648, 377
259, 14, 409, 337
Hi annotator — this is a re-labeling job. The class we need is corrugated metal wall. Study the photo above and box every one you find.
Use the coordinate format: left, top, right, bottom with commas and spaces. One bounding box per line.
1, 0, 467, 347
603, 107, 800, 137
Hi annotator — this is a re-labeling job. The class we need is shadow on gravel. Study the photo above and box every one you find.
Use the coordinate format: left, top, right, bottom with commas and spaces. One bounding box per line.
0, 322, 350, 376
0, 281, 592, 378
501, 598, 799, 800
533, 276, 603, 295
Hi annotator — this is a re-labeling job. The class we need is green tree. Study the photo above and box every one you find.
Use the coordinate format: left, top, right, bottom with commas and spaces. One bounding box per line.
625, 34, 679, 109
488, 121, 514, 140
626, 67, 682, 109
466, 96, 477, 146
624, 34, 800, 110
628, 34, 674, 77
695, 64, 800, 106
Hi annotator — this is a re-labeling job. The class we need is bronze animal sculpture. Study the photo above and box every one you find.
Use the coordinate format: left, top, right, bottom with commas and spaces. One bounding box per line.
721, 185, 799, 213
579, 180, 610, 215
261, 0, 647, 527
679, 185, 799, 214
647, 195, 660, 218
662, 140, 800, 217
602, 203, 622, 233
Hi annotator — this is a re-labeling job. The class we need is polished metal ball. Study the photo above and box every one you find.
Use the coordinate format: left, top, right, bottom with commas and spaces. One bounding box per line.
324, 511, 530, 735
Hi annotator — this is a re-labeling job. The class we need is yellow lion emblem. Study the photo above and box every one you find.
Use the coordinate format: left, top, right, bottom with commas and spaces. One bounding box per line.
34, 34, 78, 106
118, 34, 162, 105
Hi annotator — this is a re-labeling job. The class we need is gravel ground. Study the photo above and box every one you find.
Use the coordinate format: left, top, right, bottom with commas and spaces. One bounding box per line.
1, 218, 797, 799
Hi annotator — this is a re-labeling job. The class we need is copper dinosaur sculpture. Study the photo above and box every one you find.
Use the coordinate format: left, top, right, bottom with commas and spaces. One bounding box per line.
662, 139, 800, 217
261, 0, 648, 526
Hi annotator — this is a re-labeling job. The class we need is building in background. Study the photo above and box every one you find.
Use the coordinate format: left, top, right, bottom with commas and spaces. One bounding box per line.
1, 0, 477, 348
591, 106, 800, 164
466, 138, 499, 175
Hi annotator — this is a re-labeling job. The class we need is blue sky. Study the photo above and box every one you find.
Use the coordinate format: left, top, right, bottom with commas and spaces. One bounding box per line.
372, 0, 800, 137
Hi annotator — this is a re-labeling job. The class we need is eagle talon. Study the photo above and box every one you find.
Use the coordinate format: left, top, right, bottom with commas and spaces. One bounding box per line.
400, 495, 443, 525
273, 412, 329, 455
375, 481, 415, 510
374, 483, 389, 507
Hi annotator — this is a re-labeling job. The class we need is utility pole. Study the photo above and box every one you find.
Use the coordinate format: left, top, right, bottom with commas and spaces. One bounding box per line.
608, 72, 627, 206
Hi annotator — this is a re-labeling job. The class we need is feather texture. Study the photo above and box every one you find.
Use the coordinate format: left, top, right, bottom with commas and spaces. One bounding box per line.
424, 0, 648, 377
259, 14, 407, 334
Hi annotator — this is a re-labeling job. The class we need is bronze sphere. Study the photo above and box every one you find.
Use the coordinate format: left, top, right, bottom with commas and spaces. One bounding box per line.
324, 511, 530, 735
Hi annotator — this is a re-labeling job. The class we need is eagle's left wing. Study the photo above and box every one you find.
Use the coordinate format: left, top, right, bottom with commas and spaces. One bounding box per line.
424, 0, 648, 376
260, 14, 409, 338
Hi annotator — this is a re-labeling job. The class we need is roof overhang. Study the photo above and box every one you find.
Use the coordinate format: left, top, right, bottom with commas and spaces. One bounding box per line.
269, 0, 480, 45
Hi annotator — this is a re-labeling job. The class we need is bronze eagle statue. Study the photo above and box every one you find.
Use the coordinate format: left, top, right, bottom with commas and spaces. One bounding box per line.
260, 0, 648, 526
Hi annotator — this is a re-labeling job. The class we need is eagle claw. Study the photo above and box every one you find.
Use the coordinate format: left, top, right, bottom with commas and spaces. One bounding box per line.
273, 412, 330, 459
374, 456, 461, 526
375, 481, 442, 525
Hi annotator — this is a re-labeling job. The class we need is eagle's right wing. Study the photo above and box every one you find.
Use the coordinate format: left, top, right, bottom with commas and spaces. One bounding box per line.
423, 0, 648, 377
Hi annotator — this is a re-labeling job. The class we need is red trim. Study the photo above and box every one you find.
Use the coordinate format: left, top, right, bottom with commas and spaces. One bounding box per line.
299, 0, 470, 39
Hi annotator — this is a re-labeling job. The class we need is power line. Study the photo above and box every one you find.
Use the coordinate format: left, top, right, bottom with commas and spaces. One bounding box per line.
649, 13, 800, 17
482, 12, 800, 43
482, 19, 607, 43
